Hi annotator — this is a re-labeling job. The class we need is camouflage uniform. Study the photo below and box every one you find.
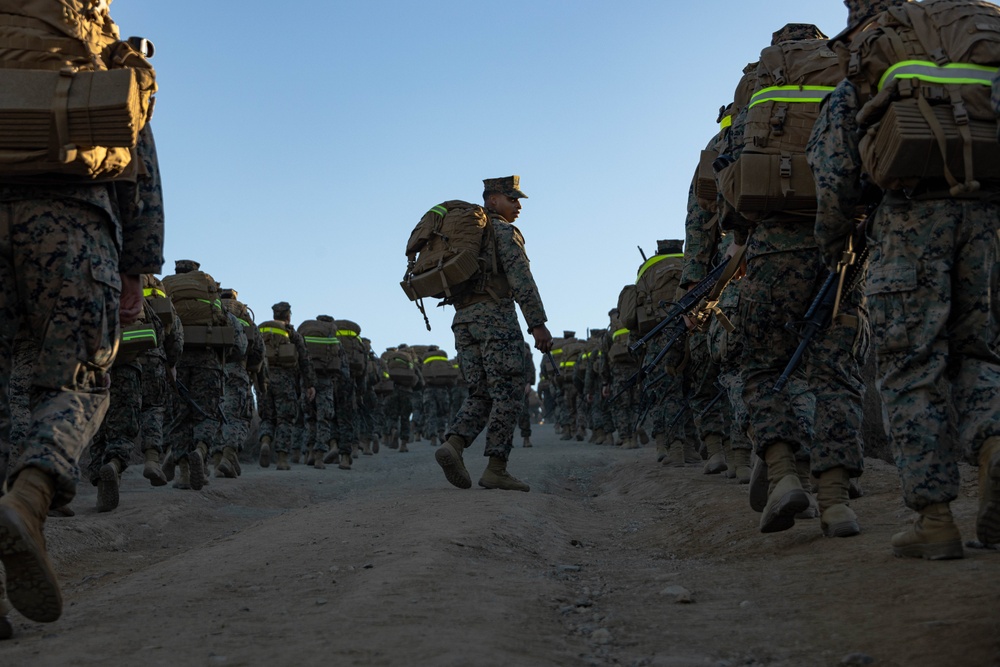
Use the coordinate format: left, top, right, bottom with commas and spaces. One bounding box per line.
582, 332, 613, 443
421, 347, 455, 445
517, 342, 536, 442
138, 278, 183, 467
3, 336, 35, 484
447, 217, 547, 462
220, 291, 264, 467
602, 310, 640, 444
382, 347, 417, 445
301, 315, 351, 461
808, 4, 1000, 518
258, 310, 316, 456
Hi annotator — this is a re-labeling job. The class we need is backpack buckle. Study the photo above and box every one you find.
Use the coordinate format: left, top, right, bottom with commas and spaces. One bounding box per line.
779, 155, 792, 179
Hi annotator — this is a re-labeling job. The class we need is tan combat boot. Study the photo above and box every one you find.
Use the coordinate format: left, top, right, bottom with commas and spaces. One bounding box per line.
258, 435, 272, 468
161, 448, 176, 482
96, 458, 123, 513
0, 468, 62, 622
338, 451, 352, 470
749, 454, 768, 512
817, 467, 860, 538
142, 449, 168, 487
291, 449, 301, 465
173, 459, 191, 489
211, 451, 224, 470
276, 451, 291, 471
478, 456, 530, 492
215, 447, 239, 479
892, 503, 964, 560
977, 436, 1000, 546
189, 442, 209, 490
371, 436, 380, 454
362, 439, 373, 456
523, 436, 533, 448
655, 433, 669, 463
305, 449, 316, 466
559, 428, 573, 441
588, 429, 599, 444
226, 446, 242, 476
388, 429, 399, 449
723, 441, 737, 479
794, 458, 819, 519
702, 434, 727, 475
682, 439, 701, 465
637, 428, 650, 446
323, 441, 339, 465
435, 435, 471, 489
429, 434, 439, 447
313, 450, 327, 469
759, 442, 810, 533
731, 448, 752, 485
622, 435, 638, 450
664, 438, 686, 468
399, 438, 410, 453
575, 427, 586, 442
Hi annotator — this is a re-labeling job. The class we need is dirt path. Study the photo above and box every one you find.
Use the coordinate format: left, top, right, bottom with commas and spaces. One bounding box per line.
2, 426, 998, 667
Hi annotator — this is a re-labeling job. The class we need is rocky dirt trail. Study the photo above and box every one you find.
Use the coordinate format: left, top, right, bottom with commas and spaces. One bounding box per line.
2, 426, 998, 667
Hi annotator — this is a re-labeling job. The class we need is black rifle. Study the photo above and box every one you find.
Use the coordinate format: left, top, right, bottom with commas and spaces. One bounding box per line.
174, 379, 228, 425
610, 325, 686, 403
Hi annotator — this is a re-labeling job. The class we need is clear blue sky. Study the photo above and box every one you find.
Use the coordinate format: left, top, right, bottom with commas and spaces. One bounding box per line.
111, 1, 847, 364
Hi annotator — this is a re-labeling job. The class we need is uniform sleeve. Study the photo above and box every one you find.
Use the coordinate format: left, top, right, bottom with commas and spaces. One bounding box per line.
115, 124, 165, 275
495, 220, 547, 331
806, 80, 866, 269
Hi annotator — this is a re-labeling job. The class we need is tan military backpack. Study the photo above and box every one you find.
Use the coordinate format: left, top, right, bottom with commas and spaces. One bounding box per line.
381, 348, 417, 388
401, 201, 490, 302
421, 349, 458, 387
299, 316, 344, 374
259, 320, 297, 369
634, 251, 684, 336
845, 0, 1000, 195
334, 319, 367, 377
718, 39, 841, 218
0, 0, 156, 180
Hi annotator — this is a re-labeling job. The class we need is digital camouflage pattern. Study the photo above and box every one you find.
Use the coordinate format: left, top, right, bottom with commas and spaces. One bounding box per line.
809, 78, 1000, 510
258, 323, 315, 454
87, 363, 142, 483
448, 215, 546, 461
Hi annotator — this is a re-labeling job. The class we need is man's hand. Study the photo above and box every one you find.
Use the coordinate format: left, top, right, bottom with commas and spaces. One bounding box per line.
119, 273, 143, 325
531, 324, 553, 353
306, 386, 316, 402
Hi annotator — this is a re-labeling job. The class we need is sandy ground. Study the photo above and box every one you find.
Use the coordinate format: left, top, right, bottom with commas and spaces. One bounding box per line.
1, 424, 998, 667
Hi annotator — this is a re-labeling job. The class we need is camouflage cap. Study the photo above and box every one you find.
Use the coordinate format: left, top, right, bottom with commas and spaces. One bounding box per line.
317, 314, 334, 322
771, 23, 826, 45
656, 239, 684, 255
483, 175, 528, 199
834, 0, 908, 41
174, 259, 200, 273
562, 330, 576, 339
608, 307, 619, 316
220, 288, 238, 300
272, 301, 291, 316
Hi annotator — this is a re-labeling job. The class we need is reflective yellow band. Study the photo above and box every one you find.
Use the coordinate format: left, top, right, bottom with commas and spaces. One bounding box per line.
748, 85, 835, 108
304, 336, 341, 345
636, 253, 684, 283
581, 352, 590, 360
430, 205, 448, 217
879, 60, 998, 91
452, 364, 460, 369
423, 355, 449, 364
720, 114, 733, 130
143, 288, 167, 298
237, 318, 251, 327
392, 357, 413, 368
260, 326, 289, 338
613, 328, 630, 339
336, 330, 359, 337
196, 298, 223, 310
550, 348, 563, 355
122, 329, 157, 344
383, 371, 390, 378
560, 361, 576, 368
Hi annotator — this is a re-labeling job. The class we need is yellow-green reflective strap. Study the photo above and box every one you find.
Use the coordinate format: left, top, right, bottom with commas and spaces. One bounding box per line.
238, 318, 251, 327
581, 352, 591, 360
336, 329, 359, 338
636, 253, 684, 284
613, 328, 630, 339
720, 114, 733, 130
423, 355, 449, 364
122, 329, 157, 344
304, 336, 341, 345
748, 85, 835, 108
392, 357, 413, 368
550, 348, 563, 355
383, 371, 390, 378
143, 287, 166, 298
430, 205, 448, 217
260, 326, 289, 338
878, 60, 998, 91
560, 361, 576, 368
196, 298, 223, 310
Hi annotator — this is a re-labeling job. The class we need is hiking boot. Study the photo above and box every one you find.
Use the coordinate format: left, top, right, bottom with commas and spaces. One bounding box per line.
225, 446, 242, 477
338, 452, 352, 470
723, 441, 737, 479
575, 428, 586, 442
161, 448, 176, 482
429, 434, 439, 447
682, 439, 701, 465
215, 447, 238, 479
313, 452, 326, 470
749, 455, 768, 512
276, 451, 290, 471
305, 449, 316, 466
259, 436, 272, 468
291, 449, 301, 465
435, 436, 471, 489
759, 442, 810, 533
559, 430, 573, 441
662, 438, 685, 468
189, 443, 208, 491
96, 458, 123, 513
977, 437, 1000, 546
143, 449, 168, 487
371, 436, 380, 454
0, 468, 62, 622
399, 439, 409, 453
47, 505, 74, 518
731, 448, 752, 485
892, 503, 964, 560
702, 434, 727, 475
588, 430, 599, 444
817, 467, 860, 538
637, 428, 650, 445
621, 436, 638, 450
323, 449, 340, 465
173, 459, 191, 490
362, 439, 373, 456
478, 456, 530, 492
655, 433, 669, 462
523, 436, 533, 448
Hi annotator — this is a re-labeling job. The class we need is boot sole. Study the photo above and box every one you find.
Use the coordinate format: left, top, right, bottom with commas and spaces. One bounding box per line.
96, 464, 120, 513
893, 539, 964, 560
823, 520, 861, 538
0, 506, 63, 622
434, 447, 471, 489
760, 489, 810, 533
478, 477, 530, 492
161, 452, 176, 482
143, 465, 168, 487
189, 453, 206, 491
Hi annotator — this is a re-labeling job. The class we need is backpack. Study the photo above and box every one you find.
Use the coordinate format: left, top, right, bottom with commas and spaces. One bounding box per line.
846, 0, 1000, 194
550, 337, 586, 383
0, 1, 156, 180
334, 319, 367, 377
115, 303, 158, 366
299, 317, 344, 374
162, 270, 227, 327
718, 39, 841, 218
259, 320, 298, 369
401, 201, 490, 302
617, 284, 638, 332
634, 253, 684, 336
608, 313, 635, 365
143, 274, 175, 333
381, 349, 417, 388
421, 349, 458, 387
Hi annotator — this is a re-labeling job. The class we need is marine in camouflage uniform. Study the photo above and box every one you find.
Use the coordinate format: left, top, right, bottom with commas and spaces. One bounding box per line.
718, 22, 868, 537
517, 342, 536, 447
218, 288, 263, 478
602, 308, 640, 448
435, 176, 553, 492
420, 346, 455, 448
808, 0, 1000, 557
582, 331, 614, 445
357, 337, 381, 454
449, 358, 468, 424
382, 346, 417, 451
301, 315, 351, 469
257, 302, 316, 470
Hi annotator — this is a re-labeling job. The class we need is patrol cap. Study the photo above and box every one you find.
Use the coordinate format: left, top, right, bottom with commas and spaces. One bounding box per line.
174, 259, 200, 273
220, 288, 237, 300
833, 0, 908, 43
317, 314, 334, 322
771, 23, 826, 45
608, 307, 619, 316
272, 301, 291, 317
483, 175, 528, 199
562, 330, 576, 339
656, 239, 684, 255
